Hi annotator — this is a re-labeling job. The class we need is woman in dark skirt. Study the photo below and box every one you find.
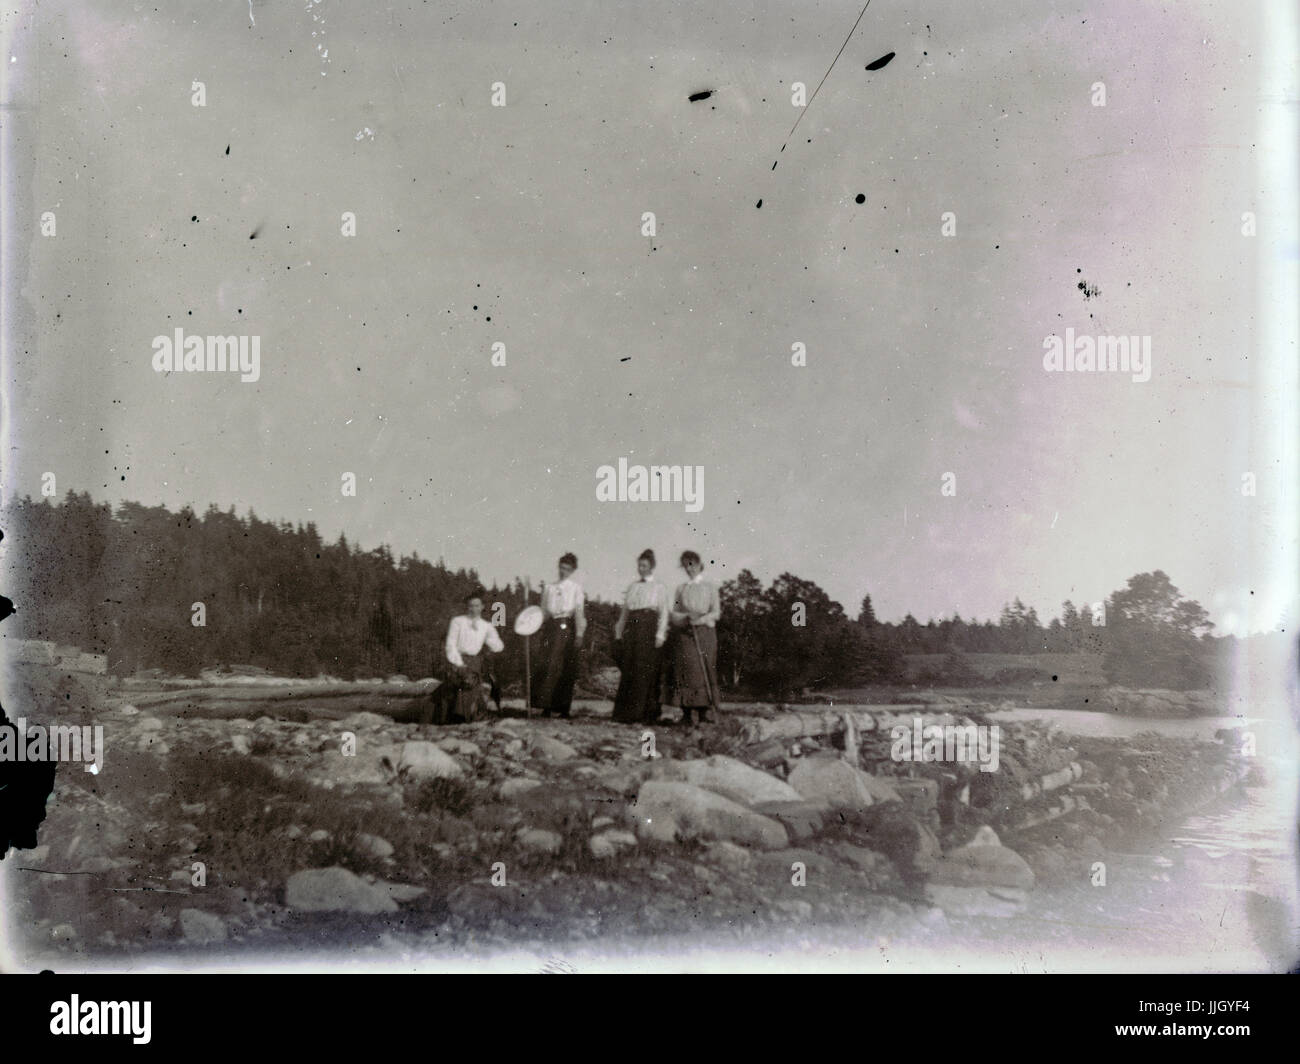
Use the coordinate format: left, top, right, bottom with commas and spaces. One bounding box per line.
531, 552, 587, 718
425, 589, 504, 726
611, 549, 671, 724
668, 551, 722, 726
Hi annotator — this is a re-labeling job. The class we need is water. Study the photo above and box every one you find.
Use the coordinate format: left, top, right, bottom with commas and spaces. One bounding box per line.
982, 705, 1300, 971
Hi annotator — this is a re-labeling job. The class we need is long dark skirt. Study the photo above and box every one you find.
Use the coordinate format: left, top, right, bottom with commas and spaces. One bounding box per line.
669, 624, 719, 711
425, 652, 489, 726
611, 609, 663, 724
531, 617, 579, 717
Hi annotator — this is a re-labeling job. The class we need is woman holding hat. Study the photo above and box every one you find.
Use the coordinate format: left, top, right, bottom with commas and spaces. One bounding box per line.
611, 549, 671, 724
531, 552, 587, 718
668, 551, 722, 726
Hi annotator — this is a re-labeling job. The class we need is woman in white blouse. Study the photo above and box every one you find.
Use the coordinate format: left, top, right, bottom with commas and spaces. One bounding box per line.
611, 549, 671, 724
668, 550, 722, 726
531, 552, 587, 718
425, 588, 504, 725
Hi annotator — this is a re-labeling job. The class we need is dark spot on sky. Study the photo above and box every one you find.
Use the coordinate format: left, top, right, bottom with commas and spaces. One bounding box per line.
620, 357, 631, 362
755, 199, 763, 209
1078, 279, 1099, 299
249, 224, 263, 240
225, 144, 230, 155
688, 89, 714, 103
865, 52, 896, 71
855, 194, 866, 204
190, 215, 197, 222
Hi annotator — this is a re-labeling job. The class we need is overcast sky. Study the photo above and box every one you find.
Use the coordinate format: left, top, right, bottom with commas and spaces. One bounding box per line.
3, 0, 1295, 635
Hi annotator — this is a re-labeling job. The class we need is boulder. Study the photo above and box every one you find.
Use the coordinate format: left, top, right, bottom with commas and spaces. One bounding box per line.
499, 777, 544, 800
531, 735, 578, 762
858, 772, 902, 804
517, 828, 563, 855
837, 843, 893, 876
377, 881, 427, 903
392, 741, 464, 781
787, 757, 877, 812
751, 800, 826, 841
589, 830, 638, 859
701, 839, 754, 875
890, 777, 939, 817
924, 827, 1034, 917
855, 803, 942, 882
928, 828, 1034, 890
662, 755, 803, 807
355, 833, 395, 859
437, 737, 482, 758
285, 867, 398, 913
633, 781, 788, 849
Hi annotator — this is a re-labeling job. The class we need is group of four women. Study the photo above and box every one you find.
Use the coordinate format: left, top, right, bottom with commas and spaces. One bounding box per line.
426, 549, 721, 726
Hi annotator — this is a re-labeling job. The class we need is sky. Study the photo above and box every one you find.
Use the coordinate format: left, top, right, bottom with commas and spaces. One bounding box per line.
2, 0, 1296, 634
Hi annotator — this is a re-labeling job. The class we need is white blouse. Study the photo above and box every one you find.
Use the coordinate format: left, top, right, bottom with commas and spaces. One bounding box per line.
615, 577, 670, 644
445, 615, 505, 667
543, 578, 586, 617
671, 575, 721, 628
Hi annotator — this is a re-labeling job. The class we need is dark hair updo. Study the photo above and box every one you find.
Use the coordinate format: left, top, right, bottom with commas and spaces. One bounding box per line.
464, 587, 487, 605
559, 552, 578, 569
637, 549, 656, 568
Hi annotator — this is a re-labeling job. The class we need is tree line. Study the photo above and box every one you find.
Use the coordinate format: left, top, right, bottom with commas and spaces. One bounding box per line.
0, 493, 1226, 694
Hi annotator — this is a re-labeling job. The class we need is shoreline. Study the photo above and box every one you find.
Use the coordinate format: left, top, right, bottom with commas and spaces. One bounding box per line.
3, 666, 1292, 972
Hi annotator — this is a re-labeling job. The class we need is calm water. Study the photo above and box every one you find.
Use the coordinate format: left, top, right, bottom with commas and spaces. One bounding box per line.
983, 705, 1300, 971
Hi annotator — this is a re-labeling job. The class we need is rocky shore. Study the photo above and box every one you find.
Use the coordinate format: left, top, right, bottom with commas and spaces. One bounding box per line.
5, 668, 1259, 964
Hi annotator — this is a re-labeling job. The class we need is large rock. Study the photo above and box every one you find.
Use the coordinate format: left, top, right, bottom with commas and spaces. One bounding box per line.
924, 826, 1035, 917
890, 777, 939, 817
787, 757, 879, 812
660, 755, 802, 807
285, 867, 399, 913
517, 828, 563, 855
437, 737, 482, 758
499, 777, 544, 800
378, 881, 427, 903
928, 827, 1034, 890
531, 735, 578, 761
855, 803, 942, 882
392, 741, 464, 781
355, 833, 395, 859
701, 840, 754, 875
589, 830, 638, 859
751, 800, 826, 841
633, 781, 788, 849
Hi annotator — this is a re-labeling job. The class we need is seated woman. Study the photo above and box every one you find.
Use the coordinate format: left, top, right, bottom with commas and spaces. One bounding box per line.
425, 588, 504, 726
611, 549, 670, 725
668, 551, 722, 726
532, 552, 587, 719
